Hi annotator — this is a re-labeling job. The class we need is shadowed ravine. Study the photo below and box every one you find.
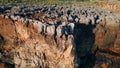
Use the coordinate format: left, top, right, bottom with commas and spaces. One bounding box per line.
0, 4, 120, 68
73, 23, 96, 68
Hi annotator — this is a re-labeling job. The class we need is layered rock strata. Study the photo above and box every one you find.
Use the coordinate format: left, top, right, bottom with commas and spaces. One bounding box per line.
0, 5, 120, 68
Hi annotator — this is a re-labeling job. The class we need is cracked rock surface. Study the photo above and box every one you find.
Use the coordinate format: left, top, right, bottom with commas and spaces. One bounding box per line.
0, 4, 120, 68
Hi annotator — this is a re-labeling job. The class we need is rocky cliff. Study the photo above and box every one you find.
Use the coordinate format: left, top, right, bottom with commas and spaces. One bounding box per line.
0, 5, 120, 68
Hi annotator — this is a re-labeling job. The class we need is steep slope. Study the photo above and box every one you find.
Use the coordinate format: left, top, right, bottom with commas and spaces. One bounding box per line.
0, 5, 120, 68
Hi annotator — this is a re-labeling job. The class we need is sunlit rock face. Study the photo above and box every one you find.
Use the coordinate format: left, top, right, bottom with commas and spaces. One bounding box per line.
0, 5, 120, 68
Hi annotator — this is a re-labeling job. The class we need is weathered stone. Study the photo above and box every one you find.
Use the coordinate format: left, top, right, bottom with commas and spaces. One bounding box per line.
0, 4, 120, 68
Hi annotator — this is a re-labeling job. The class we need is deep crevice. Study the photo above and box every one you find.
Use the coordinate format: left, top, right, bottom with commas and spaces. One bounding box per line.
73, 22, 97, 68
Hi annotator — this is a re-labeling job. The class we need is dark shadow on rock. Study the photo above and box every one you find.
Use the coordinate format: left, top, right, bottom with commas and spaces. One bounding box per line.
5, 62, 15, 68
0, 62, 15, 68
73, 22, 97, 68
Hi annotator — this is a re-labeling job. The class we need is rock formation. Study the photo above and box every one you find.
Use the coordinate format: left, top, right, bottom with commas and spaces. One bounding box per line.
0, 4, 120, 68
